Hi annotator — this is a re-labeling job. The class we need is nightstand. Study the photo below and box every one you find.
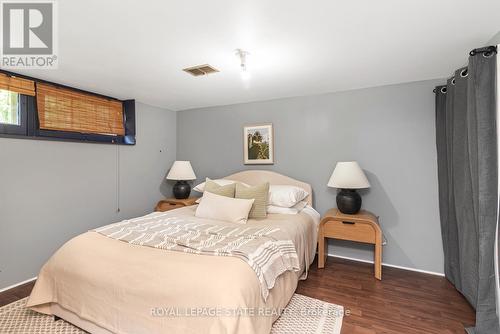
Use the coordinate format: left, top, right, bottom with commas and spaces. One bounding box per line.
155, 197, 198, 212
318, 208, 383, 280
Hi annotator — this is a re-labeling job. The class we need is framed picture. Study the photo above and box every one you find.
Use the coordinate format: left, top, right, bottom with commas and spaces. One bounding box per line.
243, 123, 274, 165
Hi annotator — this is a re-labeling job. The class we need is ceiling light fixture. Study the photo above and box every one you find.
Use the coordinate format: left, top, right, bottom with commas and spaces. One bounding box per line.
235, 48, 250, 80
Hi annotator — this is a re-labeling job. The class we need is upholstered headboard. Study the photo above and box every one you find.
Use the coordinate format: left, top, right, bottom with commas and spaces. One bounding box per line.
224, 170, 313, 206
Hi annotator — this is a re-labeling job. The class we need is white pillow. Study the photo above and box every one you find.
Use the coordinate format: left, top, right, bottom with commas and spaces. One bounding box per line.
195, 191, 254, 224
267, 201, 307, 214
268, 185, 309, 208
193, 178, 248, 193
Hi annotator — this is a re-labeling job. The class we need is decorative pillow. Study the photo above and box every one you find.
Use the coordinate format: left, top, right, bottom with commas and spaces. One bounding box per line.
267, 201, 307, 215
268, 185, 309, 208
193, 178, 248, 193
204, 179, 236, 198
195, 191, 254, 224
235, 182, 270, 219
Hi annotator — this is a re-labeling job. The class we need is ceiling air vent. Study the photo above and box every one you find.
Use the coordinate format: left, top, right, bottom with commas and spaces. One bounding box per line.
183, 64, 219, 76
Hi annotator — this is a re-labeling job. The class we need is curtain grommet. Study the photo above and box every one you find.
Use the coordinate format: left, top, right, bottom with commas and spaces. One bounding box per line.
440, 87, 447, 94
460, 69, 468, 78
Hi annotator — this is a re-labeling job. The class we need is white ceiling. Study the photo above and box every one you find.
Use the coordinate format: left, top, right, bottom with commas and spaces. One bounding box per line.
14, 0, 500, 111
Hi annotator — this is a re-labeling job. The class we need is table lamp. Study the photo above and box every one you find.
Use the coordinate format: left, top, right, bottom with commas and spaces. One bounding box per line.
328, 161, 370, 214
166, 161, 196, 199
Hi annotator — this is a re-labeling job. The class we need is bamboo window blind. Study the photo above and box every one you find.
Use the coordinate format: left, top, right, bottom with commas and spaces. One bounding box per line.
36, 83, 125, 136
0, 73, 35, 96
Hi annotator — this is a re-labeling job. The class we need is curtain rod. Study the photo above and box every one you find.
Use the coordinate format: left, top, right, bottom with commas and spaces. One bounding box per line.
433, 45, 497, 93
433, 86, 447, 94
469, 45, 497, 56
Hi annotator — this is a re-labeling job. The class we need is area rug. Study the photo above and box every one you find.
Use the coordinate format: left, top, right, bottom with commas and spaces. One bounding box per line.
0, 294, 343, 334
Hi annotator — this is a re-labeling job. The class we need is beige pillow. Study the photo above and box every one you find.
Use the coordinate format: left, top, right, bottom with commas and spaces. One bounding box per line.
195, 191, 254, 224
193, 178, 248, 193
204, 179, 236, 198
235, 182, 270, 219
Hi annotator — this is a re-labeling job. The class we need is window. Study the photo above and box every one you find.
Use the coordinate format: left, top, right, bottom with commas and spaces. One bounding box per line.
0, 72, 34, 136
36, 83, 125, 136
0, 70, 136, 145
0, 89, 20, 125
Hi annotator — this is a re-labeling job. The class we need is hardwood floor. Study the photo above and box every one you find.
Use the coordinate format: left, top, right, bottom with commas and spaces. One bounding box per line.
0, 281, 35, 308
0, 257, 475, 333
297, 257, 475, 334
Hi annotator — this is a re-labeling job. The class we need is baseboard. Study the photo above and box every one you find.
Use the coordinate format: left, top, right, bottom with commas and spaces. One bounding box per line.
328, 253, 445, 277
0, 277, 37, 293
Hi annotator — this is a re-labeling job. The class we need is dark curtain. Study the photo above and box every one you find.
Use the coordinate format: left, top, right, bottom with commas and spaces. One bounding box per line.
435, 46, 499, 334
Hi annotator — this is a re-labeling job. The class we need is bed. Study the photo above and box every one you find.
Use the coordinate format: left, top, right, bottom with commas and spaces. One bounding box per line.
27, 170, 319, 334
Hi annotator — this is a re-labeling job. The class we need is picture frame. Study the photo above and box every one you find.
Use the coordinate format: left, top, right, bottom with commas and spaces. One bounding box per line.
243, 123, 274, 165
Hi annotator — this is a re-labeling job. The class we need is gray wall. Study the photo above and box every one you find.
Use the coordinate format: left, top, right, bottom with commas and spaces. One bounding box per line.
0, 102, 176, 290
177, 79, 444, 274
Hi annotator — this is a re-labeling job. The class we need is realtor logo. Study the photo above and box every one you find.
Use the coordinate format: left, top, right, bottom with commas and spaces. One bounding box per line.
1, 0, 57, 68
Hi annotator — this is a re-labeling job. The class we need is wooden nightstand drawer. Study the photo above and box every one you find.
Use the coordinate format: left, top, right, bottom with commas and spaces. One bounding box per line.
156, 202, 185, 212
319, 208, 382, 280
323, 220, 376, 244
155, 197, 198, 212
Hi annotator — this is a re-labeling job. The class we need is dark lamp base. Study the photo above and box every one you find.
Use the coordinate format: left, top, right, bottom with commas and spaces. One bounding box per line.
336, 189, 362, 214
173, 181, 191, 199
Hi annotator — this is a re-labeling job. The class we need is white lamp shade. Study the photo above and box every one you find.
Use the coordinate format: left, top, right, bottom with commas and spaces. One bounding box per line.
166, 161, 196, 180
328, 161, 370, 189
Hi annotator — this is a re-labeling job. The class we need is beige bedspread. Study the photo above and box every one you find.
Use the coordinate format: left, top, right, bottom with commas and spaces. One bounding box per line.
93, 211, 301, 301
27, 206, 318, 334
